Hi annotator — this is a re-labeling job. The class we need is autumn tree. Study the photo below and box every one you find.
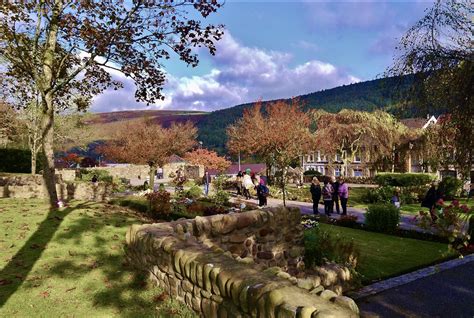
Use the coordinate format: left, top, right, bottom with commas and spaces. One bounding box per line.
313, 110, 408, 175
389, 0, 473, 178
0, 1, 223, 207
0, 101, 20, 148
227, 99, 313, 206
184, 148, 231, 172
100, 118, 197, 190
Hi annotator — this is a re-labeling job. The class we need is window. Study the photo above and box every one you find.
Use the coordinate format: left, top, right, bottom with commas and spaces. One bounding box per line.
318, 166, 325, 175
334, 168, 341, 177
307, 154, 314, 163
353, 169, 363, 177
335, 153, 341, 162
316, 151, 321, 162
354, 152, 361, 163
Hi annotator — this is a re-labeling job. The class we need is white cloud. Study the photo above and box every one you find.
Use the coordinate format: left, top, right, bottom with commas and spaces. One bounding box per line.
91, 31, 360, 112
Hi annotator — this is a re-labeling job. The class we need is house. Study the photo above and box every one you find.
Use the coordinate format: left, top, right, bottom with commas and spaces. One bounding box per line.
302, 116, 439, 178
207, 163, 267, 178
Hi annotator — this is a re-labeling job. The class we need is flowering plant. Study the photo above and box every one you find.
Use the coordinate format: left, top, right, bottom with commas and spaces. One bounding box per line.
301, 215, 319, 229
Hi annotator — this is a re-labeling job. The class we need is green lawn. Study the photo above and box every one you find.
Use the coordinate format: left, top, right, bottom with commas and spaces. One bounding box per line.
0, 198, 196, 317
318, 223, 456, 284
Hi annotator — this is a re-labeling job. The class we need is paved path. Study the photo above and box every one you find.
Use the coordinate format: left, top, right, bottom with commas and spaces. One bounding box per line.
357, 259, 474, 318
230, 195, 422, 232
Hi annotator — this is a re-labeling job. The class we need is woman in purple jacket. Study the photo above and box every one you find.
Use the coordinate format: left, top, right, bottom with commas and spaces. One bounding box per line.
338, 177, 349, 215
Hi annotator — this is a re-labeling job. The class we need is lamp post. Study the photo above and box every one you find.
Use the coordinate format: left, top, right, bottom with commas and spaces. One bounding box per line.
198, 141, 203, 149
238, 151, 241, 172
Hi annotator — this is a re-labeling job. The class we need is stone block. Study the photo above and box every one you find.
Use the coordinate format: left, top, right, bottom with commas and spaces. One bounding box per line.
334, 296, 359, 315
320, 289, 337, 301
229, 233, 248, 244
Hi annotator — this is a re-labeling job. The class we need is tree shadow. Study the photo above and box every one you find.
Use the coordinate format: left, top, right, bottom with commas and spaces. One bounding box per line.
0, 202, 94, 306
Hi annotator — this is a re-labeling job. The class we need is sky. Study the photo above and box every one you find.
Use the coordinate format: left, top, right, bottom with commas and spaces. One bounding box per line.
91, 0, 434, 113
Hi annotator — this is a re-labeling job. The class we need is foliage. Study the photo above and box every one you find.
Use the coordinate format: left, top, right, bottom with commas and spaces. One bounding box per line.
375, 172, 435, 187
362, 185, 427, 205
0, 148, 45, 173
365, 203, 400, 233
343, 176, 376, 185
304, 225, 359, 269
438, 176, 463, 200
389, 0, 473, 177
203, 205, 227, 216
211, 190, 230, 207
76, 169, 112, 183
184, 148, 231, 172
147, 190, 171, 218
0, 101, 22, 148
303, 170, 322, 176
185, 184, 203, 200
413, 199, 473, 252
227, 99, 313, 205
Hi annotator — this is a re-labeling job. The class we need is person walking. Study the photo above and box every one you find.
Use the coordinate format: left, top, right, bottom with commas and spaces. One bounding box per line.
242, 170, 253, 200
322, 179, 334, 216
338, 177, 349, 215
256, 179, 269, 208
422, 181, 442, 222
331, 176, 341, 214
391, 188, 401, 209
202, 171, 210, 196
236, 171, 243, 196
310, 177, 321, 215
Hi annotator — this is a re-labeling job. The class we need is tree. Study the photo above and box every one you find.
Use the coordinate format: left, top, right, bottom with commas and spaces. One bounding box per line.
0, 101, 20, 148
0, 1, 223, 207
99, 118, 197, 191
389, 0, 473, 178
227, 99, 313, 206
312, 110, 408, 175
184, 148, 231, 172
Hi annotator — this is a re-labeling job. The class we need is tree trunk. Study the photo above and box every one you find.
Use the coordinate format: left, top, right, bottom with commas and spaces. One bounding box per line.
31, 150, 37, 175
41, 95, 58, 207
149, 164, 155, 191
281, 167, 287, 207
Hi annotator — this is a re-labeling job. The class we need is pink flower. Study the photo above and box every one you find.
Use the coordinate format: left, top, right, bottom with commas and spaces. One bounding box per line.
436, 198, 444, 206
452, 200, 460, 207
461, 205, 469, 213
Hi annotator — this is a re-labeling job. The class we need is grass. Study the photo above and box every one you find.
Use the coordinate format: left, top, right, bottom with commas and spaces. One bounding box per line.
0, 198, 196, 317
317, 223, 456, 284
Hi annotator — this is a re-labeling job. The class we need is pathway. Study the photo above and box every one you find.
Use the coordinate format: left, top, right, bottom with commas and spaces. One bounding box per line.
230, 195, 422, 232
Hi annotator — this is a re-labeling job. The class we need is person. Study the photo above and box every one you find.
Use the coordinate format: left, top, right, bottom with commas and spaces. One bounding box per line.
202, 171, 210, 196
236, 171, 243, 196
338, 177, 349, 215
91, 174, 98, 184
242, 170, 253, 200
310, 177, 321, 215
322, 179, 334, 216
421, 181, 442, 222
391, 189, 401, 209
331, 176, 341, 214
256, 179, 269, 208
157, 167, 163, 179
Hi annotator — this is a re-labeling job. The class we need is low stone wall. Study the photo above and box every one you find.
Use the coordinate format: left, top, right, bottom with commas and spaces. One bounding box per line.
0, 174, 112, 201
126, 208, 359, 317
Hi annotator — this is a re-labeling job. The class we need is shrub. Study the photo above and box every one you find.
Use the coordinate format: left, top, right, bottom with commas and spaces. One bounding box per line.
0, 148, 45, 173
365, 203, 400, 233
203, 205, 227, 216
362, 185, 428, 205
335, 214, 359, 228
212, 189, 229, 206
438, 176, 463, 200
147, 190, 171, 217
77, 169, 113, 183
185, 184, 202, 200
343, 176, 376, 185
375, 173, 435, 187
303, 170, 322, 176
304, 226, 359, 268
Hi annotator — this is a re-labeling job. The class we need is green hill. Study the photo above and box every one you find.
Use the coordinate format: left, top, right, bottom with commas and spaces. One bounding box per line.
197, 75, 416, 153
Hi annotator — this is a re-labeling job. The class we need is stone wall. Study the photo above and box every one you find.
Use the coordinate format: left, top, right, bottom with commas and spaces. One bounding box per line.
0, 174, 112, 202
83, 165, 150, 180
126, 208, 359, 317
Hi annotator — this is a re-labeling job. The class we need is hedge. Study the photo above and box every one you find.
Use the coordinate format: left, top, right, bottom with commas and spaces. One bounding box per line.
365, 203, 400, 233
0, 148, 45, 174
375, 172, 436, 187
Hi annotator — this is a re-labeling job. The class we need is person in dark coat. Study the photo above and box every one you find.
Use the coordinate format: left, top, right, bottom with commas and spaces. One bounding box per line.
422, 181, 442, 221
310, 177, 321, 215
331, 176, 340, 214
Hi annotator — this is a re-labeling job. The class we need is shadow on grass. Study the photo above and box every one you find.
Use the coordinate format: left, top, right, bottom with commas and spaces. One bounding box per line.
0, 202, 94, 306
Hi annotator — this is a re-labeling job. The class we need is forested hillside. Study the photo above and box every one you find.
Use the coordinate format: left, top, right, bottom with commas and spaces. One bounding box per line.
197, 75, 416, 153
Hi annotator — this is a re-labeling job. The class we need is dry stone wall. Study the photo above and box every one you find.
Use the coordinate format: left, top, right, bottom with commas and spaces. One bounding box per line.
126, 208, 359, 317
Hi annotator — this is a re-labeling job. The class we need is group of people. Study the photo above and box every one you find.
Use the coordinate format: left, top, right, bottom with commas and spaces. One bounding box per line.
236, 169, 269, 208
310, 176, 349, 216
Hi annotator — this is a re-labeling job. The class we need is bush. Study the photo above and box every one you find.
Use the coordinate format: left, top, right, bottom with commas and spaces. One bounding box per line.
0, 148, 45, 173
343, 176, 376, 184
375, 173, 435, 187
362, 185, 428, 205
185, 184, 203, 200
304, 226, 359, 268
212, 189, 230, 207
303, 170, 322, 176
365, 203, 400, 233
77, 169, 113, 183
147, 190, 171, 218
438, 176, 463, 200
335, 214, 359, 228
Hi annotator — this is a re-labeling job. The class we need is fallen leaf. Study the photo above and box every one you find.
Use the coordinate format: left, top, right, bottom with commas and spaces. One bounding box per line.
154, 292, 168, 302
39, 291, 50, 298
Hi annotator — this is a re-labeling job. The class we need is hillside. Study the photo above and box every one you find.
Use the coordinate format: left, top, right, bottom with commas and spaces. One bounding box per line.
197, 75, 416, 153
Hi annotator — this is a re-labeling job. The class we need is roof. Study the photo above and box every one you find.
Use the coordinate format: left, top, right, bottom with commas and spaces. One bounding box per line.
401, 116, 437, 130
168, 154, 186, 163
208, 163, 267, 176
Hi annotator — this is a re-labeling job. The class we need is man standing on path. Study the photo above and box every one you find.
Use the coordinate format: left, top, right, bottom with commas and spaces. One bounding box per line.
310, 177, 321, 215
203, 171, 210, 196
331, 176, 340, 214
338, 177, 349, 215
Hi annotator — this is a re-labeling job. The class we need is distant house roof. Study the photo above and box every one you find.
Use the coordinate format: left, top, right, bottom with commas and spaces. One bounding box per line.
208, 163, 267, 176
401, 115, 437, 130
168, 154, 186, 163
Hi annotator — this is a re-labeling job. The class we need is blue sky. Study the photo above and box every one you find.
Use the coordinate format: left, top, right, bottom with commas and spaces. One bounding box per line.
92, 0, 434, 113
